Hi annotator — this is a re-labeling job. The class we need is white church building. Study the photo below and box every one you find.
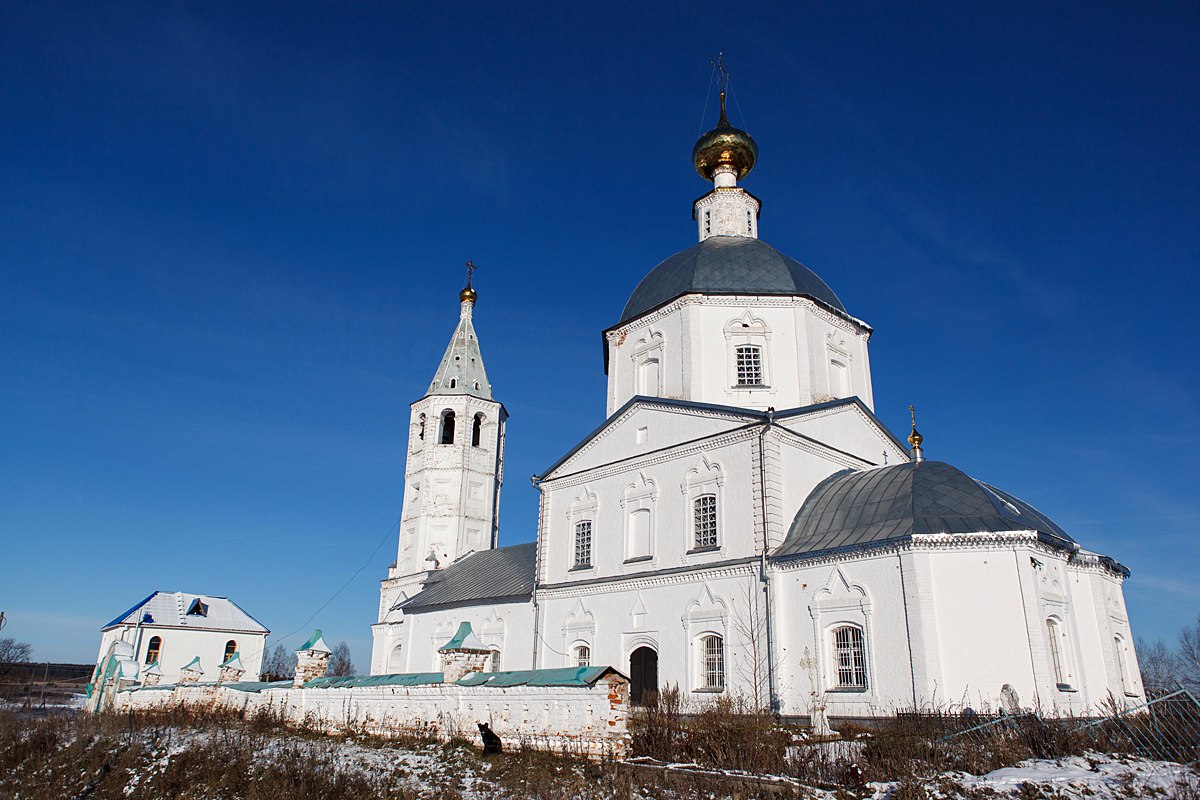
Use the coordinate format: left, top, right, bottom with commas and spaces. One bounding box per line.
370, 94, 1144, 720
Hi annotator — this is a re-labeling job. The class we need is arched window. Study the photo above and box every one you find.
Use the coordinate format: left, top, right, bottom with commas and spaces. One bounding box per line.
145, 636, 162, 664
833, 625, 866, 689
734, 345, 763, 386
693, 494, 718, 549
472, 413, 484, 447
1047, 618, 1071, 688
223, 640, 237, 662
449, 378, 457, 389
489, 648, 501, 672
574, 520, 593, 568
418, 414, 426, 441
701, 634, 725, 690
440, 411, 456, 444
575, 644, 591, 667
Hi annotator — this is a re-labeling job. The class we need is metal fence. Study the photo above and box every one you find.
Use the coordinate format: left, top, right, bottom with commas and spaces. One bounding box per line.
938, 688, 1200, 766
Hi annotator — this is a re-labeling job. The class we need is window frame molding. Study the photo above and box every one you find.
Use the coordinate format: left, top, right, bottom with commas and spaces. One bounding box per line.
809, 569, 877, 701
566, 487, 599, 574
631, 330, 665, 398
682, 456, 726, 559
723, 312, 775, 396
620, 472, 658, 567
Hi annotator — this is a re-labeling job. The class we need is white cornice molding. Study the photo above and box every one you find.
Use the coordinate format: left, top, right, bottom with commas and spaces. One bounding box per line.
606, 294, 872, 340
538, 560, 757, 598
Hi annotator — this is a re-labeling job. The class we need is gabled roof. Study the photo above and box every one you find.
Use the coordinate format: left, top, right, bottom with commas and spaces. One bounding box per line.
536, 395, 904, 482
774, 460, 1078, 560
398, 542, 536, 612
102, 591, 269, 634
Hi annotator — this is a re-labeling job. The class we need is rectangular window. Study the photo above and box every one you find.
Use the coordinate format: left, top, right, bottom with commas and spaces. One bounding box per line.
703, 635, 725, 690
574, 520, 592, 568
1047, 619, 1069, 687
834, 626, 866, 689
694, 495, 718, 549
735, 345, 763, 386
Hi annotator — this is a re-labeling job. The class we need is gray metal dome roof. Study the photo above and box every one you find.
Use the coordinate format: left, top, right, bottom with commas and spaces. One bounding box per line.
618, 236, 847, 324
775, 460, 1076, 559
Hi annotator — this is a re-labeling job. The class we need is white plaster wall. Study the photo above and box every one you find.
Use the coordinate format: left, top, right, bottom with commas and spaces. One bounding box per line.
97, 625, 266, 684
377, 601, 537, 674
535, 566, 765, 702
540, 434, 760, 587
392, 394, 505, 581
770, 539, 1142, 720
606, 295, 872, 415
112, 675, 629, 756
772, 552, 914, 718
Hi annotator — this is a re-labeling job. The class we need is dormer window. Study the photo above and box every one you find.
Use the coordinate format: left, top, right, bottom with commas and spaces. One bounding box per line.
735, 345, 763, 386
186, 598, 208, 617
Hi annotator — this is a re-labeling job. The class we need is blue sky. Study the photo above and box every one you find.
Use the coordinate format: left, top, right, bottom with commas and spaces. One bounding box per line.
2, 2, 1196, 667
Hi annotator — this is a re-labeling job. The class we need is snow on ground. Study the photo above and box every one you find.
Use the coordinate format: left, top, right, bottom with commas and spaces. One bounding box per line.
958, 753, 1199, 798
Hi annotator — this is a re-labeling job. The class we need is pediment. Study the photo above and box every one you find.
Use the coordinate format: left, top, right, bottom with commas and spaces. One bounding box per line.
776, 401, 907, 466
539, 399, 755, 480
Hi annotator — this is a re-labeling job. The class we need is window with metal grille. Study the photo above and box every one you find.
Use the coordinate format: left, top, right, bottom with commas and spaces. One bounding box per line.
576, 645, 591, 667
735, 345, 763, 386
693, 494, 718, 549
489, 649, 501, 672
833, 626, 866, 689
574, 520, 592, 568
702, 634, 725, 690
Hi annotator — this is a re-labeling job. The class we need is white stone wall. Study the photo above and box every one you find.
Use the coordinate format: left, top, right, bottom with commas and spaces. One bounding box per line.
770, 537, 1144, 720
96, 625, 267, 685
111, 675, 630, 757
605, 296, 873, 415
374, 600, 536, 675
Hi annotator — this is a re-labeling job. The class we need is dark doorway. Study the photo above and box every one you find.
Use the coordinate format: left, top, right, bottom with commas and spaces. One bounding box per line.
629, 646, 659, 706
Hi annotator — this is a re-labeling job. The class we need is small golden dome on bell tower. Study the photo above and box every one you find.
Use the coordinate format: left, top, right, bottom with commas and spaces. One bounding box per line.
692, 91, 758, 182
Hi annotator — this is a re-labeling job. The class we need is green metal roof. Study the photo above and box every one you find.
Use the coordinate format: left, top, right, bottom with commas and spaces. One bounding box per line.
301, 673, 444, 689
222, 680, 292, 693
437, 621, 488, 652
456, 666, 617, 687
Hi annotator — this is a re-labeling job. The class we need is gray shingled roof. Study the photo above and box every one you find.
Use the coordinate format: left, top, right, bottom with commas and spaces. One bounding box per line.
399, 542, 536, 611
774, 460, 1075, 559
427, 301, 493, 400
619, 236, 847, 324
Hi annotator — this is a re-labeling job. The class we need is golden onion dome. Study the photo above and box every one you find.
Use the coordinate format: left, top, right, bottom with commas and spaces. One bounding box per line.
459, 285, 477, 303
692, 91, 758, 181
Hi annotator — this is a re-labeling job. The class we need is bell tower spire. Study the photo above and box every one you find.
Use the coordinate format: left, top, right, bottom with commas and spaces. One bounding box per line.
373, 266, 508, 672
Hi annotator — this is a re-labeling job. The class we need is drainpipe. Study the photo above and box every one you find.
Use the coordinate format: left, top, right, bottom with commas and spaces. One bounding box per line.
758, 408, 780, 715
529, 474, 543, 669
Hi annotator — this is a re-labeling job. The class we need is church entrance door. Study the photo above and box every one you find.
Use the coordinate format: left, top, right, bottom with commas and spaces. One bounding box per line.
629, 646, 658, 706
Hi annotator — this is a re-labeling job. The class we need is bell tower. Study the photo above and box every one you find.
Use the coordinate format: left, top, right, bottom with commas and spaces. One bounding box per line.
374, 269, 507, 639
